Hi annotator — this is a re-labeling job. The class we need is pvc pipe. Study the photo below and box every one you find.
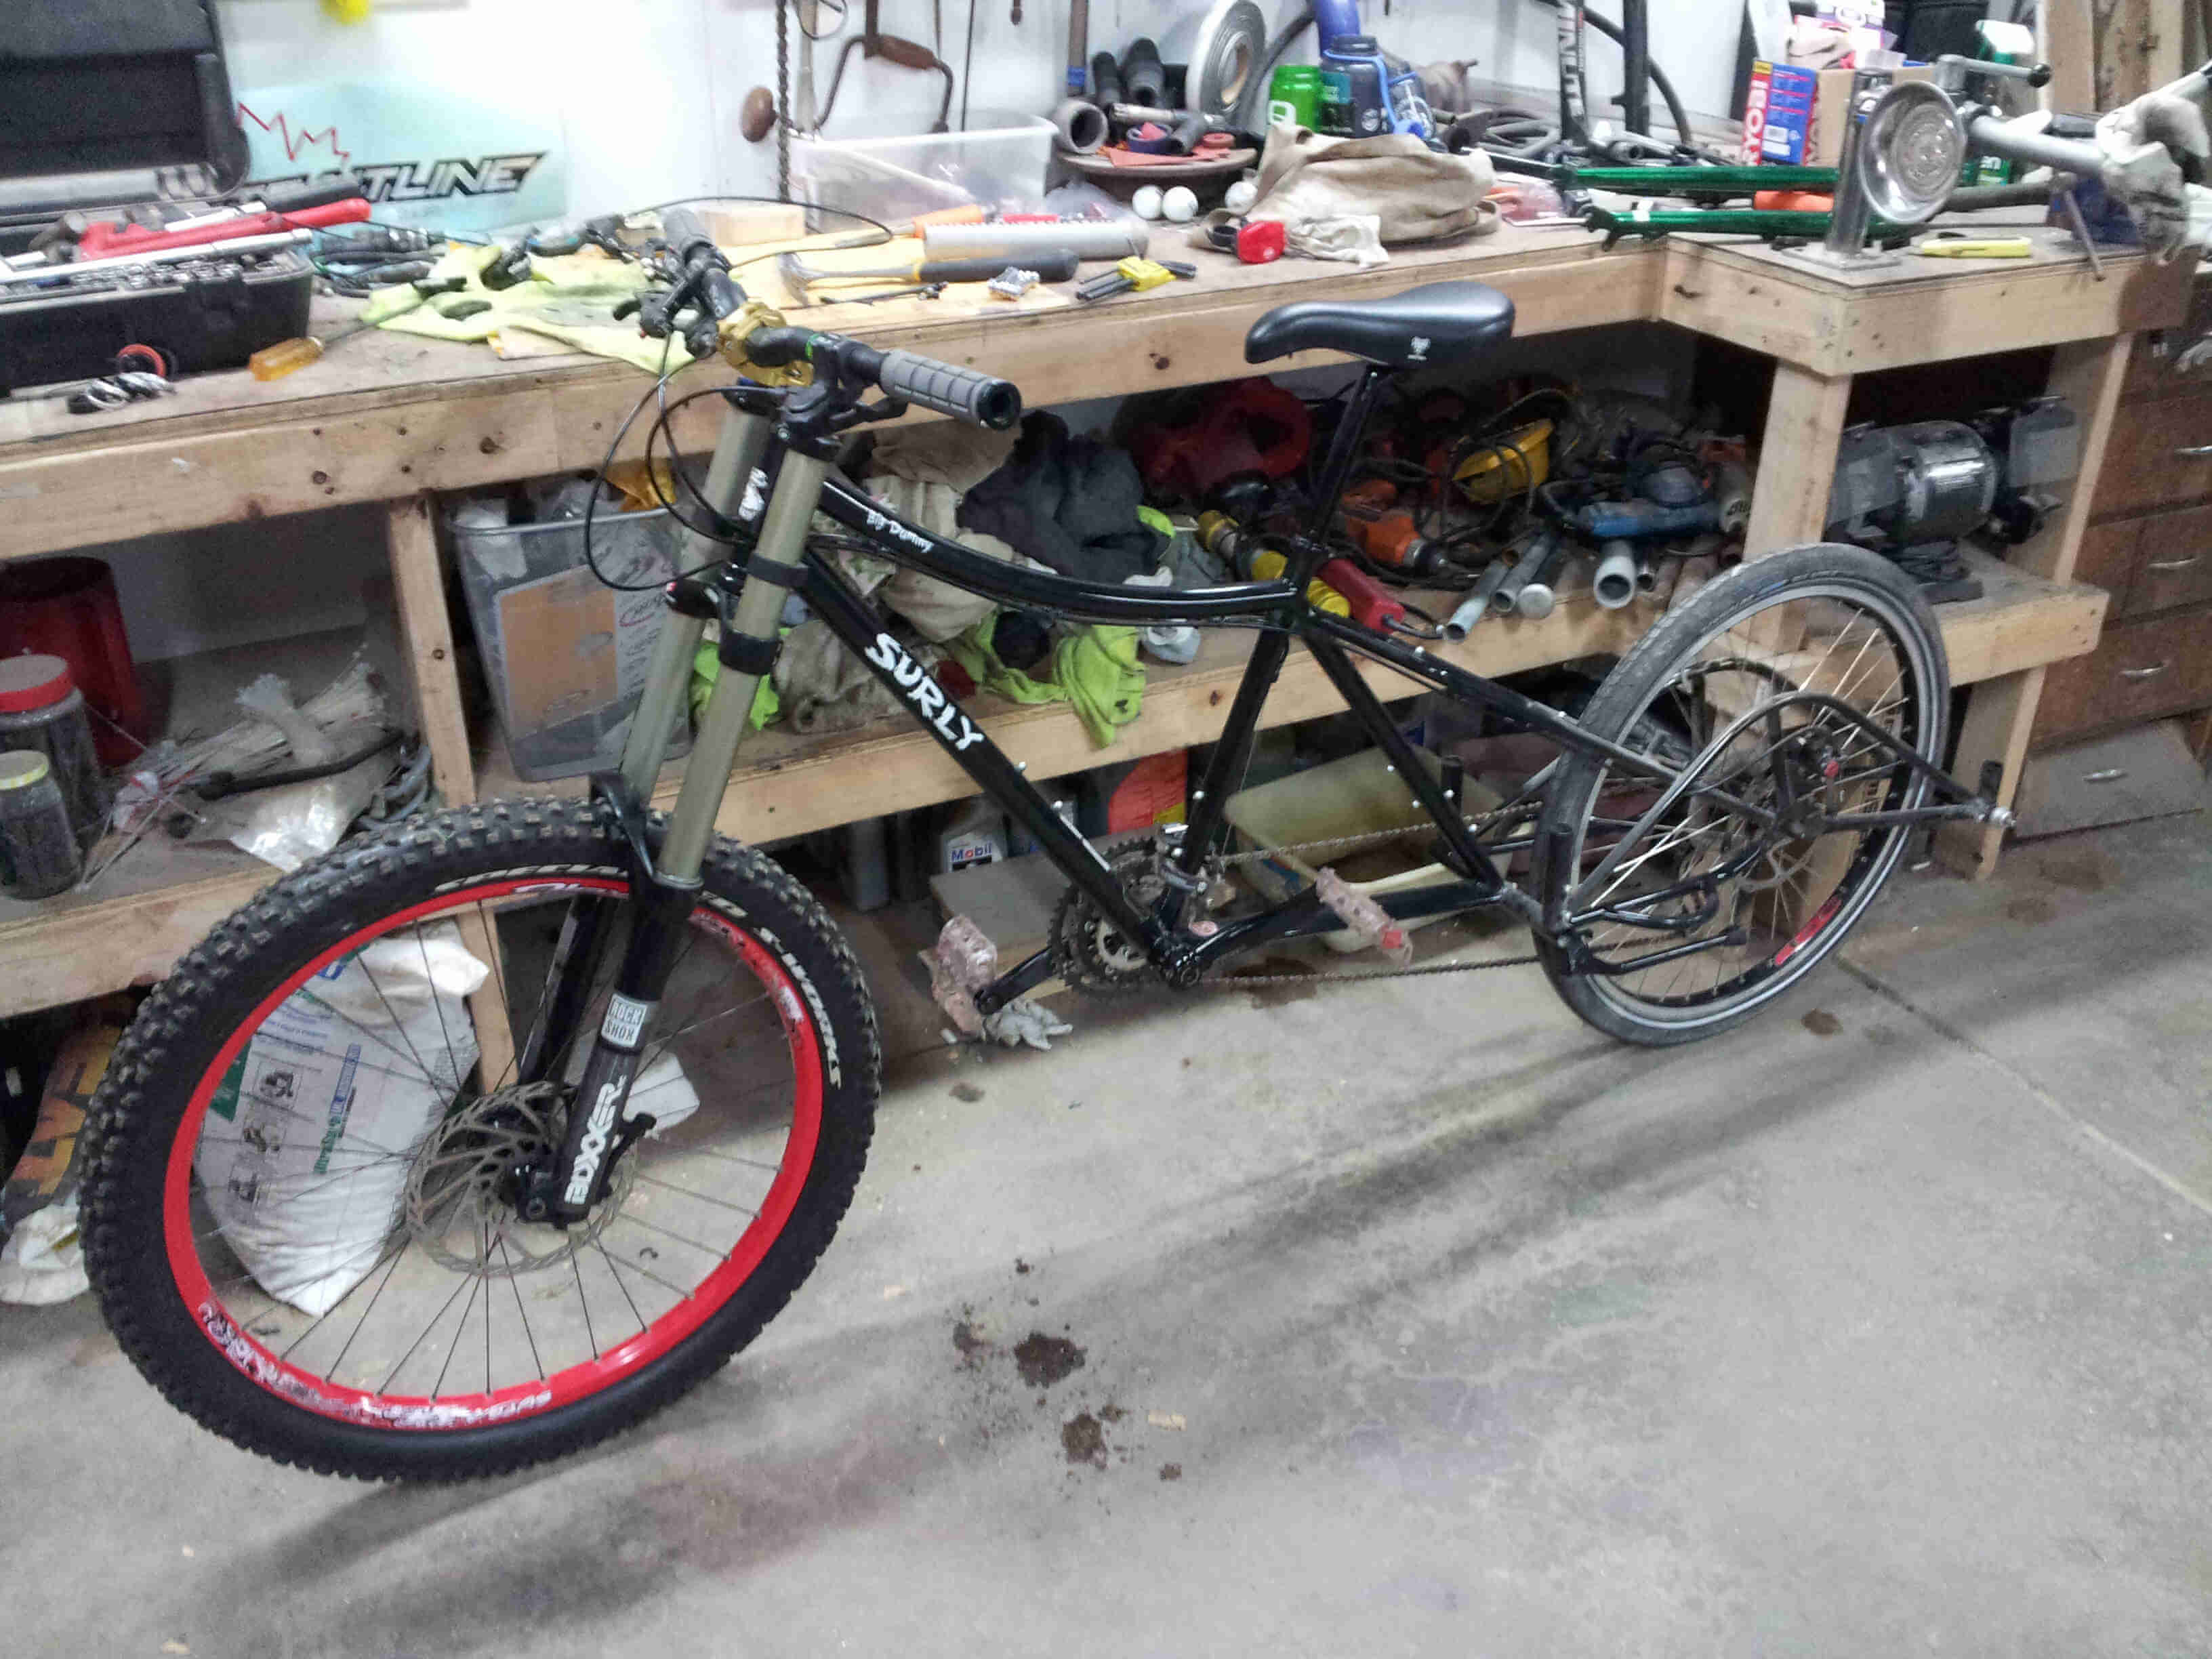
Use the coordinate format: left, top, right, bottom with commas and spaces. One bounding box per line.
925, 219, 1147, 260
1593, 539, 1639, 609
1052, 99, 1108, 155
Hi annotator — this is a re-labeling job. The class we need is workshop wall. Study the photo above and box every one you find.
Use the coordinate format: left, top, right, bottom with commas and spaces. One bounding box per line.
214, 1, 1740, 216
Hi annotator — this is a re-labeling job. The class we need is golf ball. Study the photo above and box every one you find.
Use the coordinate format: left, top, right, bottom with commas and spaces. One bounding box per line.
1224, 179, 1258, 214
1131, 185, 1164, 220
1162, 185, 1199, 223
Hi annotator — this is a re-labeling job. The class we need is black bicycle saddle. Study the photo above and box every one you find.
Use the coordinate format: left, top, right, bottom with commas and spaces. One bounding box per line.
1244, 281, 1516, 373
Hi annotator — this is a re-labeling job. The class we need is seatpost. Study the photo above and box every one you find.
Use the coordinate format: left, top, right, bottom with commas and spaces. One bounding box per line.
1292, 365, 1391, 583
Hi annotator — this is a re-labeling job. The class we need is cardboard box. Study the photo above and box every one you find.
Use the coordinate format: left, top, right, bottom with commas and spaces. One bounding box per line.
1808, 64, 1935, 167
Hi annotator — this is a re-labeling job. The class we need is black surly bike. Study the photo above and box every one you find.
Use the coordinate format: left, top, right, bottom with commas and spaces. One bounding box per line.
81, 212, 2007, 1479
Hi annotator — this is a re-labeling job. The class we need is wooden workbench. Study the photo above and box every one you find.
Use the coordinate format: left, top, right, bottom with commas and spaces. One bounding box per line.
0, 218, 2184, 1017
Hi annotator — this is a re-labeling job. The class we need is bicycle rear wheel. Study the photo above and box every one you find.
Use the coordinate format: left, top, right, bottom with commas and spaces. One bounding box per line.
1533, 544, 1948, 1046
83, 799, 880, 1480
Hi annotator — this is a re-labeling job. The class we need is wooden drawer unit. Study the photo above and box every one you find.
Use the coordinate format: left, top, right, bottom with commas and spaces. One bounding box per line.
2125, 279, 2212, 399
2072, 518, 2141, 603
2033, 607, 2212, 747
2131, 507, 2212, 614
2091, 393, 2212, 517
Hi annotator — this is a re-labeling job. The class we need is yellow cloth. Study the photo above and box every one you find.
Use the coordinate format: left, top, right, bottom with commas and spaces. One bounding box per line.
371, 243, 690, 372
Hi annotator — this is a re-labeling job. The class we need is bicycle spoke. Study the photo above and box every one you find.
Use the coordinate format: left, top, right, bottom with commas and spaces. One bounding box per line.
633, 1173, 760, 1216
497, 1231, 545, 1381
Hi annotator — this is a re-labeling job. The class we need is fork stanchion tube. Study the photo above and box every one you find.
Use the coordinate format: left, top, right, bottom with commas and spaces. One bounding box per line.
658, 451, 832, 884
621, 409, 775, 794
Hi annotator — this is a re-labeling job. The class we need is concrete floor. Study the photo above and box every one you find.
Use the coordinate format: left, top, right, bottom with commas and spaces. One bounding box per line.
8, 815, 2211, 1657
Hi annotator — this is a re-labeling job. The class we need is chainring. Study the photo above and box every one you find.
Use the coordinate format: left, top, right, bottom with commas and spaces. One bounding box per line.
1050, 842, 1174, 994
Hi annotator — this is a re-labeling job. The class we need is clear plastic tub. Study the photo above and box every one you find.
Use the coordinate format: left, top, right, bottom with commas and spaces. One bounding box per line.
1225, 749, 1496, 953
792, 112, 1055, 222
449, 505, 691, 783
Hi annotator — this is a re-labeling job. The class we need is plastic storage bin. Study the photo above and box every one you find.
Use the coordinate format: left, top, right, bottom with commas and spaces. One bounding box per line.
1224, 749, 1496, 953
792, 112, 1055, 222
449, 506, 692, 782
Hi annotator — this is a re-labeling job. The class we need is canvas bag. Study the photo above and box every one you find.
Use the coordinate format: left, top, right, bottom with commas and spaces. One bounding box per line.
1246, 127, 1498, 244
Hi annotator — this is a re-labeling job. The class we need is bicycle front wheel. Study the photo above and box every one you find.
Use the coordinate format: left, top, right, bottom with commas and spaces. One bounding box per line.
83, 799, 880, 1480
1533, 543, 1949, 1046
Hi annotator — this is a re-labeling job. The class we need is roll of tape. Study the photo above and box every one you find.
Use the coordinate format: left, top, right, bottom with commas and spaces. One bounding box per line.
1188, 0, 1269, 122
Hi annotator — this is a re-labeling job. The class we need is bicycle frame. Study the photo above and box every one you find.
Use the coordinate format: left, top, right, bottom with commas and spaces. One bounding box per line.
528, 382, 1992, 1222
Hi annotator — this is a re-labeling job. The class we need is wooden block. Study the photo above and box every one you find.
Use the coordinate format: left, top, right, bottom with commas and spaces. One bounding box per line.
703, 203, 811, 247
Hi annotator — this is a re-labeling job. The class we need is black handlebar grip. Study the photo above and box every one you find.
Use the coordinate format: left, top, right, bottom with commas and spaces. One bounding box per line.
875, 350, 1021, 429
699, 265, 745, 320
661, 206, 716, 260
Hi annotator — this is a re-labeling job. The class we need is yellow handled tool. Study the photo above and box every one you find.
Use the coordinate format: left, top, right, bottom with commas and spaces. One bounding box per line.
1914, 237, 2032, 260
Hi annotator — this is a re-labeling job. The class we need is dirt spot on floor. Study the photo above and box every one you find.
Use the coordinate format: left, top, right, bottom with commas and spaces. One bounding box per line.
952, 1320, 991, 1366
1014, 1258, 1031, 1275
1098, 1401, 1126, 1423
1160, 1462, 1183, 1481
1231, 956, 1320, 1008
1801, 1009, 1843, 1037
2006, 895, 2057, 926
2038, 848, 2112, 893
1014, 1331, 1086, 1387
950, 1082, 985, 1103
1062, 1412, 1107, 1467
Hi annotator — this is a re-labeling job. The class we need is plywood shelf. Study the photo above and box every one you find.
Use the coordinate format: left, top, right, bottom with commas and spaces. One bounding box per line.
476, 551, 2106, 844
0, 628, 377, 1019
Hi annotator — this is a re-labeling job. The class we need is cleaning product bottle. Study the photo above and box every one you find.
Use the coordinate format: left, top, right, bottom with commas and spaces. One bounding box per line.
937, 797, 1008, 874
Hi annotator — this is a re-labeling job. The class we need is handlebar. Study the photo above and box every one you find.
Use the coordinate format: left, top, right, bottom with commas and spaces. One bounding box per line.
636, 212, 1021, 429
745, 325, 1022, 430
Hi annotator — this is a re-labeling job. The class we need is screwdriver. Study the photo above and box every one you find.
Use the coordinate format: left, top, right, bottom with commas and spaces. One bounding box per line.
249, 276, 469, 380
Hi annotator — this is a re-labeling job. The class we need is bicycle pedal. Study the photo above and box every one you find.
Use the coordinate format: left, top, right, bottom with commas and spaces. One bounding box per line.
928, 915, 998, 1036
1315, 867, 1413, 965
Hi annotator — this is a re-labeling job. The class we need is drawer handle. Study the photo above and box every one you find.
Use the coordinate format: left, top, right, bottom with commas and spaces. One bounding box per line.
2119, 660, 2172, 680
2145, 555, 2200, 571
2176, 445, 2212, 456
2082, 768, 2129, 783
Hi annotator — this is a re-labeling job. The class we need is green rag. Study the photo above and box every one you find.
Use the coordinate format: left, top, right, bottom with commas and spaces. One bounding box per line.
1054, 626, 1145, 747
946, 614, 1144, 747
944, 613, 1064, 708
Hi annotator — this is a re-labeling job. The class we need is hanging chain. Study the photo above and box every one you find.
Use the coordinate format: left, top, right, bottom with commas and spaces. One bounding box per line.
775, 0, 793, 200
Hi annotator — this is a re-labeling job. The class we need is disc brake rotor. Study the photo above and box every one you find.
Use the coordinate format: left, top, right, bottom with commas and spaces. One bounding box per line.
403, 1082, 635, 1276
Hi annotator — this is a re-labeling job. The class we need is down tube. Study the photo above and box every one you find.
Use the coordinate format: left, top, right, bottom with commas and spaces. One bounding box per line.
794, 558, 1162, 951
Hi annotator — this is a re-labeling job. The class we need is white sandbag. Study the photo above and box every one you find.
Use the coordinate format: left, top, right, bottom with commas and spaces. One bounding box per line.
0, 1198, 87, 1306
195, 924, 487, 1317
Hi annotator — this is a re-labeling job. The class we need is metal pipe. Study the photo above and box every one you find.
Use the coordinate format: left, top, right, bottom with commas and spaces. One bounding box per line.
0, 228, 308, 287
1824, 89, 1878, 258
1966, 113, 2104, 178
1619, 0, 1650, 138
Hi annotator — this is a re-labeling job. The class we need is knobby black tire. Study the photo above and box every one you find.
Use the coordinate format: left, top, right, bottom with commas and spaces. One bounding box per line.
1533, 544, 1949, 1046
81, 798, 881, 1481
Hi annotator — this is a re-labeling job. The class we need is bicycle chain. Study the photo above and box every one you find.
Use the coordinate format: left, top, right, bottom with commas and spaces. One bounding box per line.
1054, 803, 1544, 994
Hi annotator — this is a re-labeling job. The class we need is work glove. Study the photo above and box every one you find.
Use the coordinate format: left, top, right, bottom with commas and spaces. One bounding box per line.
2096, 70, 2212, 260
981, 997, 1076, 1052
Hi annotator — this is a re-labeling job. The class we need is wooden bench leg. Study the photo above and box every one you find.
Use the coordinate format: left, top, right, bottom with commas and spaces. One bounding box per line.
1934, 333, 2133, 880
385, 495, 516, 1089
1746, 362, 1853, 558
